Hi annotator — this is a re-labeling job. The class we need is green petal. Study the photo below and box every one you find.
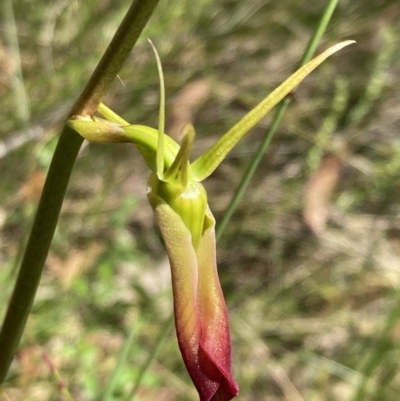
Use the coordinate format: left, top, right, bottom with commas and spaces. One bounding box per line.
164, 124, 196, 189
196, 207, 239, 399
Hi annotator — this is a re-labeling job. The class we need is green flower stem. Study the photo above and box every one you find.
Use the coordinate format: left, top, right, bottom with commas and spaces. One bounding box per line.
216, 0, 340, 241
0, 0, 160, 384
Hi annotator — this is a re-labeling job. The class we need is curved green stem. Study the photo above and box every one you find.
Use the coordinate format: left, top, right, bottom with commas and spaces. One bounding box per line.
0, 0, 161, 384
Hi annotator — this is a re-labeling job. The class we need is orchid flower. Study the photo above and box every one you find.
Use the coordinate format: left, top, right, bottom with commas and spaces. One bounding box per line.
68, 40, 354, 401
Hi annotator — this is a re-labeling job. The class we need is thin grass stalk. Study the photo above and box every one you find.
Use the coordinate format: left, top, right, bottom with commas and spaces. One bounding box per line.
306, 77, 348, 172
126, 315, 174, 401
350, 291, 400, 401
347, 25, 396, 126
216, 0, 341, 239
102, 318, 140, 401
2, 0, 30, 125
0, 0, 161, 384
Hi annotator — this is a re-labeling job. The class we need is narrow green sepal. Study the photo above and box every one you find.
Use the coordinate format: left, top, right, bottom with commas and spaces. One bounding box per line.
191, 40, 355, 182
164, 124, 196, 189
147, 39, 166, 181
98, 103, 130, 125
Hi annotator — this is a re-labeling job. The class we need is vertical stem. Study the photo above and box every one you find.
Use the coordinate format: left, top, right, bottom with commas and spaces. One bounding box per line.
0, 0, 161, 384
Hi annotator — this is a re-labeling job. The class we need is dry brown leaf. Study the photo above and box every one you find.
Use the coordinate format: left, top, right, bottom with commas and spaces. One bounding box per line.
303, 154, 342, 236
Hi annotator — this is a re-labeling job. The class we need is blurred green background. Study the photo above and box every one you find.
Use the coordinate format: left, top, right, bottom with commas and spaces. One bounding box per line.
1, 0, 400, 400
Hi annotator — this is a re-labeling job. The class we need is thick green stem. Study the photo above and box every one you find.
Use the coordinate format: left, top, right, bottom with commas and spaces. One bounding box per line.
0, 0, 160, 384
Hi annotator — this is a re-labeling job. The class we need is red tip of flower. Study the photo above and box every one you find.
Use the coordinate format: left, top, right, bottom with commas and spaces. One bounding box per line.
148, 193, 239, 401
199, 344, 239, 401
175, 313, 239, 401
172, 210, 239, 401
